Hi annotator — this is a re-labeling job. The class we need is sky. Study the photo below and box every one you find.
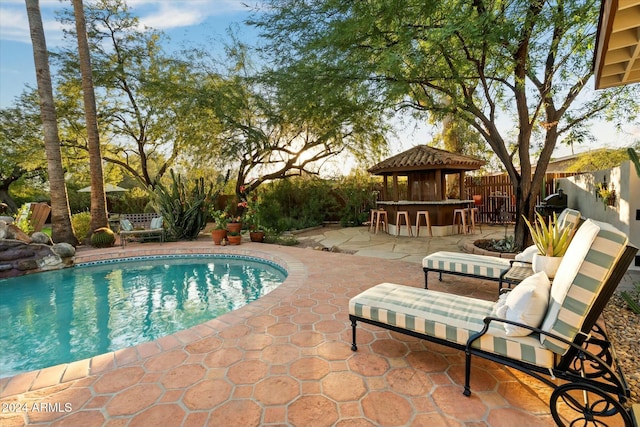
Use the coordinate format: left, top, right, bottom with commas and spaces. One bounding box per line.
0, 0, 638, 161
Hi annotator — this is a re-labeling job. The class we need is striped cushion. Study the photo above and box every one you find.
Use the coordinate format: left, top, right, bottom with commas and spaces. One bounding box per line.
557, 208, 581, 230
540, 220, 628, 354
422, 251, 511, 279
349, 283, 556, 368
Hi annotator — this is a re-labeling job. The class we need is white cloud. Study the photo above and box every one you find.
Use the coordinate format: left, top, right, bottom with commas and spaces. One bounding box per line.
0, 5, 68, 46
0, 1, 252, 44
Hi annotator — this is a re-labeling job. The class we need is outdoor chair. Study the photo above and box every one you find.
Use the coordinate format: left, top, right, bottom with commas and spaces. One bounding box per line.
14, 202, 51, 233
350, 218, 637, 426
119, 215, 165, 247
422, 208, 581, 293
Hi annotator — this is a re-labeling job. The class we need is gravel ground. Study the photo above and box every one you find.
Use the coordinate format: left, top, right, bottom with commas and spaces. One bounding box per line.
603, 293, 640, 404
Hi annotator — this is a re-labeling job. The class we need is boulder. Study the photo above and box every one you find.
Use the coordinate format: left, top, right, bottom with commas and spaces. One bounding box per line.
52, 242, 76, 258
6, 224, 31, 243
31, 232, 53, 245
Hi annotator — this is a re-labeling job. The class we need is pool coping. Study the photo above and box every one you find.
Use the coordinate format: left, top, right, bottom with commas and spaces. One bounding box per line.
0, 243, 308, 398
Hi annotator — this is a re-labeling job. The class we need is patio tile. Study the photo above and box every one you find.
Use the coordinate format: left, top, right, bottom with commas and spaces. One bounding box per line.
361, 390, 413, 426
128, 404, 185, 427
182, 379, 232, 410
105, 384, 162, 416
209, 400, 262, 427
0, 232, 594, 426
288, 395, 338, 427
92, 366, 145, 393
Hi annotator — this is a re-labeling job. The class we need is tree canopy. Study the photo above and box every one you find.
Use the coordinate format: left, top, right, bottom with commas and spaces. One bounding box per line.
252, 0, 639, 248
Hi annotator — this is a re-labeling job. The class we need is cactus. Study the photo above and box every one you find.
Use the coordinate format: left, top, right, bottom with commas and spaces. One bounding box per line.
151, 169, 229, 241
628, 148, 640, 178
91, 227, 115, 248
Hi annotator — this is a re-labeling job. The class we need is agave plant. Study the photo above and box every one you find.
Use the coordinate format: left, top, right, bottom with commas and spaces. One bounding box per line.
522, 211, 575, 257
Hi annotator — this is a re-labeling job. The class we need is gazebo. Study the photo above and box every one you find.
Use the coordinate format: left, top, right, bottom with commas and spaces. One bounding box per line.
369, 145, 485, 235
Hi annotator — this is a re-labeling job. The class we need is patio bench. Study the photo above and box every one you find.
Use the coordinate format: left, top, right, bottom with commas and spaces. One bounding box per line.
350, 218, 637, 426
119, 214, 165, 247
422, 208, 581, 292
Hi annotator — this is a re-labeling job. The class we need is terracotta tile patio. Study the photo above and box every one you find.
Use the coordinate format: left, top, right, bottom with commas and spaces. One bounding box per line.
0, 233, 561, 426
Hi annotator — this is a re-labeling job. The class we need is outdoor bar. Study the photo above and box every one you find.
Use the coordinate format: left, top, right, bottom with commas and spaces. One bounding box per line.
369, 145, 485, 236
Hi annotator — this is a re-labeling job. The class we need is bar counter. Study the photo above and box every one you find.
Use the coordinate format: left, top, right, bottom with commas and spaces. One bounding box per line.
377, 200, 473, 236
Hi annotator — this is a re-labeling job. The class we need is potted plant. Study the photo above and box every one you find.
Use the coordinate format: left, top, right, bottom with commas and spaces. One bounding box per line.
210, 209, 228, 245
597, 183, 616, 208
522, 211, 576, 278
227, 230, 242, 245
242, 200, 265, 242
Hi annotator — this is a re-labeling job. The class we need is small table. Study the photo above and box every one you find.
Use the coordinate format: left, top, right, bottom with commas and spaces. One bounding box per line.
499, 264, 534, 291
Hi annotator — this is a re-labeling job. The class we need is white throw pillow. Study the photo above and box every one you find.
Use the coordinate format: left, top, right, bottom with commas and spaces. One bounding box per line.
495, 271, 551, 336
150, 216, 163, 229
515, 245, 539, 263
120, 219, 133, 231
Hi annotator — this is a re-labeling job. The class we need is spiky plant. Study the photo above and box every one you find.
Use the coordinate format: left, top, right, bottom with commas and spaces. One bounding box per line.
91, 227, 115, 248
151, 169, 229, 241
522, 211, 576, 257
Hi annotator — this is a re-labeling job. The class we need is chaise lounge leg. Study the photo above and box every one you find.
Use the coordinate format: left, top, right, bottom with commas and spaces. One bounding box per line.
463, 350, 472, 396
351, 318, 358, 351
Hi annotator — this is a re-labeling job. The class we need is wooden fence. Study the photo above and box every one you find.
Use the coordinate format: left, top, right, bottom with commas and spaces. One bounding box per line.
464, 173, 579, 223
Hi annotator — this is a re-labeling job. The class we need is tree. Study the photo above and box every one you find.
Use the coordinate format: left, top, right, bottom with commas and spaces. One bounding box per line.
253, 0, 639, 248
25, 0, 78, 245
72, 0, 108, 233
198, 43, 389, 202
57, 0, 209, 188
0, 94, 47, 212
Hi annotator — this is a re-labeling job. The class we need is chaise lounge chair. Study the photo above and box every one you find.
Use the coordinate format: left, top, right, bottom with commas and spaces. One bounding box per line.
422, 208, 581, 292
350, 218, 637, 426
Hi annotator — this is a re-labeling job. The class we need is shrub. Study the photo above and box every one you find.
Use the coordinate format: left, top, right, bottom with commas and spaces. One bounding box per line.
14, 204, 34, 235
91, 227, 115, 248
71, 212, 92, 242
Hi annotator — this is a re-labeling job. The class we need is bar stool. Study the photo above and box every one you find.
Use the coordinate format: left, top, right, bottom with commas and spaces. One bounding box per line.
415, 211, 432, 237
375, 210, 388, 234
452, 208, 468, 234
395, 211, 413, 237
468, 206, 481, 233
369, 209, 378, 233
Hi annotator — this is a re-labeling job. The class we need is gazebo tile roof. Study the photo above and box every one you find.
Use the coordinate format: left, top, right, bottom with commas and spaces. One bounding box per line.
368, 145, 485, 174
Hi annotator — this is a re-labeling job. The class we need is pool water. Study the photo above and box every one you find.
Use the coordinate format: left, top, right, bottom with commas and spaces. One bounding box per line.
0, 255, 286, 378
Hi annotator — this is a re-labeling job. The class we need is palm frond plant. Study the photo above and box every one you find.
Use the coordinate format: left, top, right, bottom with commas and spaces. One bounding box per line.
522, 211, 575, 257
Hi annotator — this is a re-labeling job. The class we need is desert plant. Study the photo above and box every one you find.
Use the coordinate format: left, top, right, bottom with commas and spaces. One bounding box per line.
71, 211, 92, 242
151, 169, 228, 240
91, 227, 115, 248
522, 211, 575, 257
627, 148, 640, 178
620, 282, 640, 315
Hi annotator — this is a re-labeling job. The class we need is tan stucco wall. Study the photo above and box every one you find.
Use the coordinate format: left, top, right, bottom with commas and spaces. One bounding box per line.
557, 161, 639, 271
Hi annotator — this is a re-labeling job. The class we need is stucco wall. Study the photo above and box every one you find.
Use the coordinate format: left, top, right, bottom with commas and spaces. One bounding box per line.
557, 161, 640, 270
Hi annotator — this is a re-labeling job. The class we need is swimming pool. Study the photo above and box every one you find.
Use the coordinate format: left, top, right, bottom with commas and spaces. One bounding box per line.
0, 255, 287, 378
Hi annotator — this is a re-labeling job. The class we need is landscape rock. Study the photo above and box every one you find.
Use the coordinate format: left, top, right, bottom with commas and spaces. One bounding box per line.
31, 232, 53, 245
0, 239, 74, 279
52, 242, 76, 258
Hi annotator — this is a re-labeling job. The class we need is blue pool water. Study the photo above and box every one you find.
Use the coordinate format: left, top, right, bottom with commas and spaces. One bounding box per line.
0, 255, 286, 378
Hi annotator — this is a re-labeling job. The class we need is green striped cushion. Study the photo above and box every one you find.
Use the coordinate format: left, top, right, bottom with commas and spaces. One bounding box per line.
422, 251, 511, 279
557, 208, 581, 230
540, 220, 628, 354
349, 283, 556, 368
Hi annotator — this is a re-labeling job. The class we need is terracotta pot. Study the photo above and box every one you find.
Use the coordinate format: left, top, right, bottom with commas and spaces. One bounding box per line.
211, 229, 227, 245
227, 222, 242, 234
249, 231, 265, 242
532, 253, 563, 279
227, 234, 241, 245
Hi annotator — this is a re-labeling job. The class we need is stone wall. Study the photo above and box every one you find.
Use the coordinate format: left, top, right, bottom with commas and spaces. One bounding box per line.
0, 221, 76, 279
